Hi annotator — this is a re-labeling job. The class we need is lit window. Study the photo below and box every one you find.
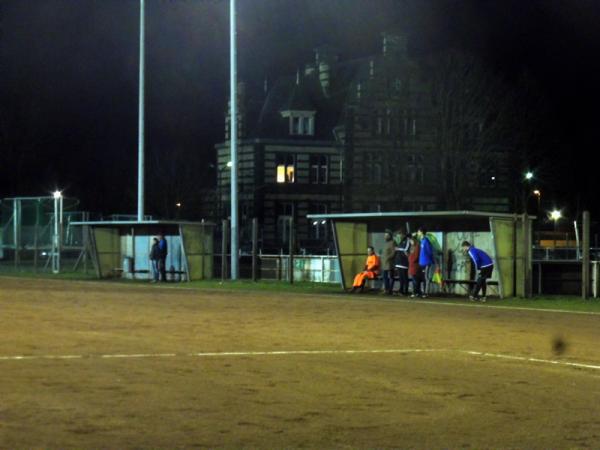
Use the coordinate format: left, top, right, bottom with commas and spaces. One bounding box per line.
276, 154, 295, 183
286, 165, 295, 183
277, 165, 286, 183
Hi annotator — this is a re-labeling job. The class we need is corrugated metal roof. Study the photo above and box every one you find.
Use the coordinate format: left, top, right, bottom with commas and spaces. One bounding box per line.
307, 210, 536, 220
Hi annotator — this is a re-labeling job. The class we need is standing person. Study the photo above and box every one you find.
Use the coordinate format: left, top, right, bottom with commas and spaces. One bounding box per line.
149, 237, 160, 283
417, 227, 435, 298
381, 230, 396, 295
158, 233, 168, 282
462, 241, 494, 302
394, 230, 410, 295
351, 246, 380, 292
408, 235, 422, 297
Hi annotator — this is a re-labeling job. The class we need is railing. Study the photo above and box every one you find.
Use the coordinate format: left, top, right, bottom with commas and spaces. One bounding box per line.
259, 254, 341, 283
533, 246, 600, 262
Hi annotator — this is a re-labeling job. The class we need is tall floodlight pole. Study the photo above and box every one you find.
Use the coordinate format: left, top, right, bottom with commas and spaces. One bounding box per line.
137, 0, 146, 222
229, 0, 239, 279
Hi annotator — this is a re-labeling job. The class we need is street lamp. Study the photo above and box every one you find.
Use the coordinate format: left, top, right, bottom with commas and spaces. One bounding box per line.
550, 209, 562, 221
525, 171, 534, 181
52, 190, 63, 274
532, 189, 541, 214
550, 209, 562, 233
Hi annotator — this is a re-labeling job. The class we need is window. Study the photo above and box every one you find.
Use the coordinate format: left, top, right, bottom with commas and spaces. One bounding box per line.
310, 155, 329, 184
276, 154, 295, 183
364, 152, 383, 184
376, 115, 384, 135
394, 78, 402, 91
277, 202, 294, 244
284, 112, 315, 136
406, 154, 424, 185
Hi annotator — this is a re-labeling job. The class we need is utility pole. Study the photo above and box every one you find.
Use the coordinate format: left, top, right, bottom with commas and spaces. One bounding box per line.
137, 0, 145, 222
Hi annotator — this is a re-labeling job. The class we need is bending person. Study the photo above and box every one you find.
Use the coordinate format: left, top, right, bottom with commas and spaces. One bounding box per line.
351, 246, 380, 293
461, 241, 494, 302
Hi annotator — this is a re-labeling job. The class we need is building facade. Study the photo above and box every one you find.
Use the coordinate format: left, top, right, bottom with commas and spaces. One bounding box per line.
216, 33, 513, 253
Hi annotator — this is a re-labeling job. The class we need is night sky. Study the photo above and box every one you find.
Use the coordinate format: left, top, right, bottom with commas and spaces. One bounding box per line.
2, 0, 600, 219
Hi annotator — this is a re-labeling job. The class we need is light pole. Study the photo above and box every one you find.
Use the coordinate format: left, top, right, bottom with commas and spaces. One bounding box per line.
522, 171, 534, 213
550, 209, 562, 232
137, 0, 145, 222
532, 189, 541, 215
229, 0, 239, 280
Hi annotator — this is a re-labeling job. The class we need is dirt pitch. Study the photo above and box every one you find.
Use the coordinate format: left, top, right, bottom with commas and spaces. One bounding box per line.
1, 277, 600, 449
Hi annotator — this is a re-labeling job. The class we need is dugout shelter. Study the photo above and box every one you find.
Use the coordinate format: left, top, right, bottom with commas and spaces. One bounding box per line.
306, 211, 534, 298
70, 220, 214, 281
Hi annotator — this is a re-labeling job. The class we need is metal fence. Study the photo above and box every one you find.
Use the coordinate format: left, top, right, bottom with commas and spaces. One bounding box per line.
533, 246, 600, 262
259, 254, 341, 283
0, 197, 89, 273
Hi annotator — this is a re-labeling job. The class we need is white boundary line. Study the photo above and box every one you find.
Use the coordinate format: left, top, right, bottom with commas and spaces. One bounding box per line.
2, 348, 600, 371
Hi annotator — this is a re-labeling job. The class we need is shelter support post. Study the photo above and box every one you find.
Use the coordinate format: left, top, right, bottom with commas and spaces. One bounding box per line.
582, 211, 590, 299
221, 219, 229, 281
522, 213, 532, 298
252, 217, 258, 282
288, 217, 294, 284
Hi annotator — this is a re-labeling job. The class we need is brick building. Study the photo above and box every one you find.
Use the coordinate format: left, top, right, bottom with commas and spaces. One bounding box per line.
215, 33, 512, 253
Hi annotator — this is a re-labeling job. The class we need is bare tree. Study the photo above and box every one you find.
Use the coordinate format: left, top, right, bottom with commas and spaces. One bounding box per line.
430, 51, 516, 209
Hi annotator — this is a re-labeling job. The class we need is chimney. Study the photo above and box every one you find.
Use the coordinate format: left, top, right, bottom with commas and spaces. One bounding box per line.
314, 45, 338, 97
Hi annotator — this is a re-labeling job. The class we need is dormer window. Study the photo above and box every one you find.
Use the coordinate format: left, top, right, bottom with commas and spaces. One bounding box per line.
281, 110, 315, 136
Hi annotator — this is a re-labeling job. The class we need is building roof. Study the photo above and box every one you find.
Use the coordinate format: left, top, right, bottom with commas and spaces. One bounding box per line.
70, 220, 215, 227
307, 210, 536, 220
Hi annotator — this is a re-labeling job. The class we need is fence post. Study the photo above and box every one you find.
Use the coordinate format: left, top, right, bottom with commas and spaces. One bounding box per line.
252, 217, 258, 282
288, 217, 294, 284
221, 219, 229, 281
582, 211, 590, 299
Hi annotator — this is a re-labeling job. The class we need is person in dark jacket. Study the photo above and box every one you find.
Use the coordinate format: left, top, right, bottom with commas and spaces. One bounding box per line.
417, 227, 435, 298
158, 234, 168, 282
149, 237, 161, 282
381, 230, 396, 295
408, 235, 423, 297
462, 241, 494, 302
393, 230, 410, 295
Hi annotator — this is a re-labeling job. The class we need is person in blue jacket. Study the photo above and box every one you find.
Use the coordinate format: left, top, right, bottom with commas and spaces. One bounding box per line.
417, 227, 435, 297
462, 241, 494, 302
158, 234, 168, 282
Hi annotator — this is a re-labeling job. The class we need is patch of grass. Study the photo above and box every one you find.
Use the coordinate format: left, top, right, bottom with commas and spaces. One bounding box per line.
0, 269, 98, 280
2, 270, 599, 312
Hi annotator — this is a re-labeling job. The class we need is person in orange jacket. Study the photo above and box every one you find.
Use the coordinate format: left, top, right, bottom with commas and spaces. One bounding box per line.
351, 246, 380, 292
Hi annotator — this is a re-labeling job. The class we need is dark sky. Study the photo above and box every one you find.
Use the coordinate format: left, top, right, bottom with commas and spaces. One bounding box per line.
2, 0, 600, 218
